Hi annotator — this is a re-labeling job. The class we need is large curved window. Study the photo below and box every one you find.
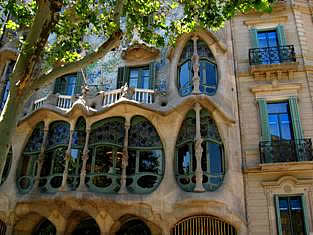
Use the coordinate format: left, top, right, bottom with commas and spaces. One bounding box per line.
17, 122, 44, 193
127, 116, 164, 194
178, 40, 218, 97
87, 117, 125, 193
68, 117, 86, 190
87, 116, 164, 194
172, 215, 236, 235
33, 219, 56, 235
175, 109, 224, 192
40, 121, 70, 192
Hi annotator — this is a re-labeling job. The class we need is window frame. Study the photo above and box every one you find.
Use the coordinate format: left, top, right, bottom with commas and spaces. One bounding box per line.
274, 194, 309, 235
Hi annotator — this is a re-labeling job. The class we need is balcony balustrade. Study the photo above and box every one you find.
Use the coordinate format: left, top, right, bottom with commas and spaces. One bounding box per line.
249, 45, 296, 65
32, 88, 155, 112
259, 139, 313, 164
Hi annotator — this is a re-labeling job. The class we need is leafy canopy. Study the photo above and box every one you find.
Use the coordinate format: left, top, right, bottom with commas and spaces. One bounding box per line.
0, 0, 274, 68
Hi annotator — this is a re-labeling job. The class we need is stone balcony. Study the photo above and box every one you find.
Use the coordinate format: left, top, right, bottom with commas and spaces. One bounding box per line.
32, 87, 156, 112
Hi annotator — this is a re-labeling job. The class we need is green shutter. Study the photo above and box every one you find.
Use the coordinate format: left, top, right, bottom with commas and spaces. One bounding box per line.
149, 62, 156, 89
276, 24, 287, 46
301, 195, 310, 235
249, 28, 259, 48
74, 72, 83, 95
116, 67, 125, 89
274, 195, 283, 235
288, 96, 304, 140
257, 98, 271, 141
54, 77, 67, 94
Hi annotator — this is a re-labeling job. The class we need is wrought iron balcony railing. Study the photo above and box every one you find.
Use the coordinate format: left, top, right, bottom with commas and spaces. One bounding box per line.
259, 139, 313, 164
249, 45, 296, 65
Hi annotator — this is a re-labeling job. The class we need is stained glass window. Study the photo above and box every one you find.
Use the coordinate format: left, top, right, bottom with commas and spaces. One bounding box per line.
17, 122, 44, 193
177, 40, 218, 96
175, 109, 224, 192
127, 116, 164, 193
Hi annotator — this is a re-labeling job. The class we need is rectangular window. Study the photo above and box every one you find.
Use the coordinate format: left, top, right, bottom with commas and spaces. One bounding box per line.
116, 63, 155, 90
257, 30, 278, 48
268, 102, 293, 141
54, 73, 82, 96
129, 66, 151, 89
275, 196, 307, 235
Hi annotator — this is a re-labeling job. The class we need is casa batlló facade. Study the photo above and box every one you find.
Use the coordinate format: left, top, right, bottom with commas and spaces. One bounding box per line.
0, 0, 312, 234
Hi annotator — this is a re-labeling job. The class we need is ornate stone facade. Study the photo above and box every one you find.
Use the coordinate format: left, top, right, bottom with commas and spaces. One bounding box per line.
0, 0, 312, 234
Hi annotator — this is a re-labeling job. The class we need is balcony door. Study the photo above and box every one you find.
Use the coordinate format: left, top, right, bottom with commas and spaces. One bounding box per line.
257, 30, 280, 64
268, 102, 293, 141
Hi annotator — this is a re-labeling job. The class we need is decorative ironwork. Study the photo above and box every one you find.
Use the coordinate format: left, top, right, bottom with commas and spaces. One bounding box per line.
128, 117, 162, 147
249, 45, 296, 65
200, 110, 222, 142
46, 121, 70, 149
24, 122, 44, 153
259, 138, 313, 163
89, 118, 125, 146
172, 215, 237, 235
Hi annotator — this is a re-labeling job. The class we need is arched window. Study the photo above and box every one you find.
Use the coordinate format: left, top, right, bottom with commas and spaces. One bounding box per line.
0, 219, 6, 235
117, 219, 151, 235
40, 121, 70, 192
178, 40, 218, 97
172, 215, 237, 235
33, 219, 56, 235
68, 117, 86, 190
175, 109, 224, 192
17, 122, 44, 193
87, 117, 125, 193
127, 116, 164, 194
72, 217, 100, 235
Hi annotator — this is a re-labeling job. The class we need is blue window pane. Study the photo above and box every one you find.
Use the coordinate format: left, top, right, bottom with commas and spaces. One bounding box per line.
142, 69, 150, 89
199, 60, 217, 95
290, 197, 302, 211
279, 197, 289, 211
209, 142, 222, 174
129, 69, 139, 88
268, 103, 288, 113
65, 75, 77, 96
179, 61, 192, 96
280, 114, 292, 140
258, 31, 278, 48
269, 114, 280, 138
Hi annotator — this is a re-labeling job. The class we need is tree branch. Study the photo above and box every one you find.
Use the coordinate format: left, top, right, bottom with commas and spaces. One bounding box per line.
30, 30, 122, 91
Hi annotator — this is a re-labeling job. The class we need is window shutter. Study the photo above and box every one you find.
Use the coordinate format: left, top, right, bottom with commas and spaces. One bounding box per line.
257, 98, 271, 141
54, 78, 63, 94
249, 28, 259, 48
149, 62, 156, 89
301, 195, 310, 235
116, 67, 125, 89
274, 196, 283, 235
288, 96, 304, 140
276, 24, 287, 46
74, 72, 83, 95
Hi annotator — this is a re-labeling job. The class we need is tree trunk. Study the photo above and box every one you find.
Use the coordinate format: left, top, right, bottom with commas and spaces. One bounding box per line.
0, 85, 24, 183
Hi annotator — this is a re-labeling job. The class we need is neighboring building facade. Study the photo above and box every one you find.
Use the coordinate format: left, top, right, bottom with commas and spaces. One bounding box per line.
0, 0, 312, 234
